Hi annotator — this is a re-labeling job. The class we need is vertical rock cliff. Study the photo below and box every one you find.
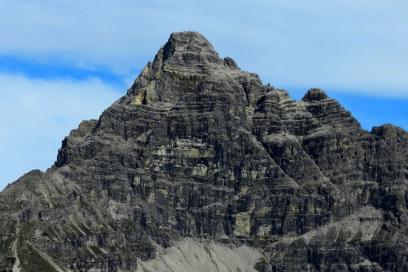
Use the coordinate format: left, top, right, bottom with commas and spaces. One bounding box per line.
1, 31, 408, 272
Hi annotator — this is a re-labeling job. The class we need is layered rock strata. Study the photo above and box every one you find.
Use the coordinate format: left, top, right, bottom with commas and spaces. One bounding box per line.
1, 32, 408, 272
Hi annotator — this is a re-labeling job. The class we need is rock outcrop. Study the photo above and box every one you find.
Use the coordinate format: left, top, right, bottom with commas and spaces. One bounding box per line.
1, 31, 408, 272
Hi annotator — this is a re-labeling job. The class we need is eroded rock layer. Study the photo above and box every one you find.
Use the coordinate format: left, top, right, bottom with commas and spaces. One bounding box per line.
1, 32, 408, 272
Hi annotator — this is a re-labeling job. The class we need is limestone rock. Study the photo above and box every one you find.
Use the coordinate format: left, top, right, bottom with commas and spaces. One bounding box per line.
1, 31, 408, 272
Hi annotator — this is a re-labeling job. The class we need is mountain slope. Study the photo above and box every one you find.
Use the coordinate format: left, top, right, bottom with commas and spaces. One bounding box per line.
1, 31, 408, 272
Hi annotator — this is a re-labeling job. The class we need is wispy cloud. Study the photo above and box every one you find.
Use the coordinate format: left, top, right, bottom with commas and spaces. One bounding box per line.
0, 73, 122, 189
0, 0, 407, 95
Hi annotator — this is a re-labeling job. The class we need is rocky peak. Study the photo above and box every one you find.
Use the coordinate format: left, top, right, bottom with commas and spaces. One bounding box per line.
125, 31, 261, 107
223, 56, 239, 69
151, 31, 223, 76
162, 31, 219, 61
1, 32, 408, 272
371, 124, 407, 138
302, 88, 329, 101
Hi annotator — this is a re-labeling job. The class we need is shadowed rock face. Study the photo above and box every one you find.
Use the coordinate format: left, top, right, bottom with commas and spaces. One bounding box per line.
1, 31, 408, 272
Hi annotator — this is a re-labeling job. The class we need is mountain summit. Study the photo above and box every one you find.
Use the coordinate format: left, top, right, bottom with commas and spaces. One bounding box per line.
1, 32, 408, 272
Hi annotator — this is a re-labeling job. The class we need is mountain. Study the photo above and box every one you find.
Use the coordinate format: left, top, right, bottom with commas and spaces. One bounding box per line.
1, 31, 408, 272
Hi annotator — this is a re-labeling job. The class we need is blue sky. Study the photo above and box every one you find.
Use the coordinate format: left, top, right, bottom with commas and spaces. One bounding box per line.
0, 0, 407, 190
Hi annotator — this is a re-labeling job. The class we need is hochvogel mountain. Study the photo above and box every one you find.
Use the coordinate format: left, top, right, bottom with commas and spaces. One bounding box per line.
1, 32, 408, 272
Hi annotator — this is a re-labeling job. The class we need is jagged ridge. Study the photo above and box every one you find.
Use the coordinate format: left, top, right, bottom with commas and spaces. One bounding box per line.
1, 31, 408, 272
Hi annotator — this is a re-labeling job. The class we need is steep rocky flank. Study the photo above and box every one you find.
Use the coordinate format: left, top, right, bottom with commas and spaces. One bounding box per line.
1, 31, 408, 272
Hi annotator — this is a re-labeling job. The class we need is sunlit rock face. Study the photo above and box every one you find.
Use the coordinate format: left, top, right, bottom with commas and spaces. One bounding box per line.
1, 31, 408, 272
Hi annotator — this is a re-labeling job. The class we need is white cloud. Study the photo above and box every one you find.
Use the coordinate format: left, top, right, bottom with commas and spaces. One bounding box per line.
0, 0, 407, 94
0, 73, 123, 190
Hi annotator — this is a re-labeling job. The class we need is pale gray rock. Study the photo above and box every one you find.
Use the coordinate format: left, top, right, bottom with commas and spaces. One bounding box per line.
0, 31, 408, 272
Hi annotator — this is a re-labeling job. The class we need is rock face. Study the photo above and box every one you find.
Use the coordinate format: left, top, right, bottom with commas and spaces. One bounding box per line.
1, 31, 408, 272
